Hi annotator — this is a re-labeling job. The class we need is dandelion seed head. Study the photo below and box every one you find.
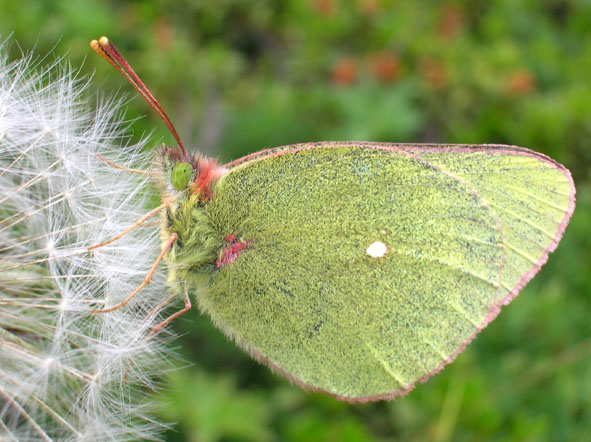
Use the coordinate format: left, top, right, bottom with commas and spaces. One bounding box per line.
0, 41, 176, 441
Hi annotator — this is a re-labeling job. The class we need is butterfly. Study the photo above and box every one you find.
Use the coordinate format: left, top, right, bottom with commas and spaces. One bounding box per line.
90, 37, 575, 401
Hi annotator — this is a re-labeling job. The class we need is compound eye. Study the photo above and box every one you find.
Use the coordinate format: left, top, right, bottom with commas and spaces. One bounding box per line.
171, 162, 193, 190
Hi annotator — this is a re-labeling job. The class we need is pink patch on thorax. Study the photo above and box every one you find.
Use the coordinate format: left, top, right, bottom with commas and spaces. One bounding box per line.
216, 235, 252, 268
191, 156, 228, 201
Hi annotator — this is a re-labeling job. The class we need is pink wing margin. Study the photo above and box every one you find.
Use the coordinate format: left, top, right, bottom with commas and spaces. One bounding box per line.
223, 142, 576, 402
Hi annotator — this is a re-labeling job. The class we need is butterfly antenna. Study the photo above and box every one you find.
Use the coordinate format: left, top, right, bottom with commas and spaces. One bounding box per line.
90, 36, 188, 158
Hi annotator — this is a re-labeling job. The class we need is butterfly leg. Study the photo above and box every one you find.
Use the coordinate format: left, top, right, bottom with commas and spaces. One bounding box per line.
146, 291, 192, 339
91, 232, 177, 314
123, 288, 191, 381
88, 203, 168, 251
95, 154, 155, 176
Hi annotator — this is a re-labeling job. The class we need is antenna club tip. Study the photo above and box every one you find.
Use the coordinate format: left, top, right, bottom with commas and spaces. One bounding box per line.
90, 39, 99, 49
99, 36, 110, 46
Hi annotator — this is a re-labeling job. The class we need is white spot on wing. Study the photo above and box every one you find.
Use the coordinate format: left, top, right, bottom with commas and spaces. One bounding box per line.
366, 241, 388, 258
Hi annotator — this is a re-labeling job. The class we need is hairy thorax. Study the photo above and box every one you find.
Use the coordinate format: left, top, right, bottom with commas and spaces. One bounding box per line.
156, 146, 227, 287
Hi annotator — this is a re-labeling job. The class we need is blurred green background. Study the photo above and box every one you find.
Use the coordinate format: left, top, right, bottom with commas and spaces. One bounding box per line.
2, 1, 590, 440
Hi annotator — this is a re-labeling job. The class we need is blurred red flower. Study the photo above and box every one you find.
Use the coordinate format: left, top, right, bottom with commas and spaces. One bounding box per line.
331, 57, 358, 85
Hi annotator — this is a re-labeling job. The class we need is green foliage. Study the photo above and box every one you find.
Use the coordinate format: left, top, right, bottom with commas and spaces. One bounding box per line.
2, 0, 589, 440
159, 370, 273, 442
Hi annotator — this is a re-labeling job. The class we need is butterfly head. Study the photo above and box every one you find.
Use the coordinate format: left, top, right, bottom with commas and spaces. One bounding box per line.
159, 146, 226, 201
90, 37, 228, 200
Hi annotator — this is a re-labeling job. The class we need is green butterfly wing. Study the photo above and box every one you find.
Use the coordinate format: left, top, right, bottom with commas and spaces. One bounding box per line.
197, 143, 575, 401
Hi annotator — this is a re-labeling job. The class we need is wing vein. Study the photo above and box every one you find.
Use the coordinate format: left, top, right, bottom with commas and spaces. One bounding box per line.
365, 343, 408, 387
